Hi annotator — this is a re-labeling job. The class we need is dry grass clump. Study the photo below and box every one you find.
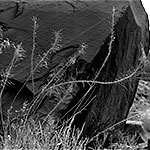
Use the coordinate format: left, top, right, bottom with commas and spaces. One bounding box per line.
1, 115, 88, 150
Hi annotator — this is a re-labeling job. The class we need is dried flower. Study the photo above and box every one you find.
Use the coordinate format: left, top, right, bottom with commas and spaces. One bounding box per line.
70, 56, 77, 64
0, 38, 11, 54
79, 43, 87, 55
12, 42, 26, 60
51, 30, 62, 53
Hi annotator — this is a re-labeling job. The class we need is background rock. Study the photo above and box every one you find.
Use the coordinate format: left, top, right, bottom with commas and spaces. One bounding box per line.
0, 0, 129, 82
0, 0, 149, 141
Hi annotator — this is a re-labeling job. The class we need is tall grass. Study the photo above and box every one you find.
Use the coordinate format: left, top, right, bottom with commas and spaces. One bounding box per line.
0, 6, 149, 149
0, 15, 89, 149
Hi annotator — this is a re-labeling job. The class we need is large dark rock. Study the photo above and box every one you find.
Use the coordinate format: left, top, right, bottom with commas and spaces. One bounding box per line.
0, 0, 136, 82
0, 0, 149, 140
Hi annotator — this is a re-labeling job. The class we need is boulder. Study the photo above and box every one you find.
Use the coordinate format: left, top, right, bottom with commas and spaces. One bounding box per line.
0, 0, 149, 141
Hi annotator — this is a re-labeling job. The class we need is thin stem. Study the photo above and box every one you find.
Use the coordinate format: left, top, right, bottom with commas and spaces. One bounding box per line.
31, 16, 38, 94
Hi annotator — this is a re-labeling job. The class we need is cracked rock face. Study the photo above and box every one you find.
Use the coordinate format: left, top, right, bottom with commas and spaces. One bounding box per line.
0, 0, 130, 81
0, 1, 148, 81
0, 0, 149, 138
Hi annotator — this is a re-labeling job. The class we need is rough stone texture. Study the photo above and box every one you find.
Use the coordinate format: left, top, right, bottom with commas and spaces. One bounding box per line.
0, 0, 149, 138
0, 0, 129, 82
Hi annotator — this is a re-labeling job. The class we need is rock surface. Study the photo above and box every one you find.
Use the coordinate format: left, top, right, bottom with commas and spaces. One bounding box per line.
0, 0, 130, 82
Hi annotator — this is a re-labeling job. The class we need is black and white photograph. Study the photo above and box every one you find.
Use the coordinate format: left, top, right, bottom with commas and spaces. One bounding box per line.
0, 0, 149, 149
